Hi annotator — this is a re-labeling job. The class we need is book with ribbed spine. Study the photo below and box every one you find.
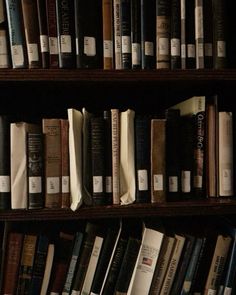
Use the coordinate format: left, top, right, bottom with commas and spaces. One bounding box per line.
131, 0, 141, 69
121, 0, 131, 69
0, 0, 10, 68
103, 0, 114, 69
170, 0, 181, 69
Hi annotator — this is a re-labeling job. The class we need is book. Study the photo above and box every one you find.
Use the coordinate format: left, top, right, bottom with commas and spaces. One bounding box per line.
16, 233, 38, 294
170, 0, 181, 69
42, 118, 62, 208
120, 109, 136, 205
37, 0, 49, 68
60, 119, 70, 208
5, 0, 27, 68
150, 119, 166, 203
62, 231, 84, 295
195, 0, 204, 68
203, 0, 213, 68
0, 0, 10, 68
28, 234, 49, 295
67, 108, 83, 211
46, 0, 59, 68
0, 115, 11, 210
131, 0, 141, 69
186, 0, 196, 68
27, 132, 44, 209
40, 243, 55, 295
113, 0, 122, 69
21, 0, 41, 68
128, 225, 164, 294
218, 112, 234, 197
140, 0, 156, 69
156, 0, 171, 69
55, 0, 76, 68
180, 0, 186, 68
1, 232, 24, 295
10, 122, 40, 209
102, 0, 114, 69
134, 115, 151, 203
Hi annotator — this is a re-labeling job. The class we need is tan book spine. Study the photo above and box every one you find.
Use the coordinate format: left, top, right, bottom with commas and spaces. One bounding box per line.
151, 119, 166, 203
42, 118, 62, 208
61, 119, 70, 208
111, 109, 120, 205
103, 0, 113, 69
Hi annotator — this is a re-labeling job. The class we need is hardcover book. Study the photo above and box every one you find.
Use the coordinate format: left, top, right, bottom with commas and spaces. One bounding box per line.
0, 0, 10, 68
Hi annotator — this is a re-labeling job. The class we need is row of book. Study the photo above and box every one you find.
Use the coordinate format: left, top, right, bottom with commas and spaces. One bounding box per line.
1, 218, 236, 294
0, 0, 232, 69
0, 94, 234, 211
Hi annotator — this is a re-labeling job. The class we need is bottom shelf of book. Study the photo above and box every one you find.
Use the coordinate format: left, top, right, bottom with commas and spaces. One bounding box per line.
0, 214, 236, 295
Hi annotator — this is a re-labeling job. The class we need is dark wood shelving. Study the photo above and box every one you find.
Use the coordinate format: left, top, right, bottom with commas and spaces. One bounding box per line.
0, 68, 236, 82
0, 199, 236, 221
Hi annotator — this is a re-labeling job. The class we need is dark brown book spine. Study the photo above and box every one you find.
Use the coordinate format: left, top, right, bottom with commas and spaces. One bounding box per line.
21, 0, 41, 68
37, 0, 49, 68
46, 0, 59, 68
60, 119, 70, 208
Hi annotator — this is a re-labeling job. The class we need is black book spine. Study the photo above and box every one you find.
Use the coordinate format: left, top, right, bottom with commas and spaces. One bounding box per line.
121, 0, 132, 69
186, 0, 196, 69
165, 109, 181, 201
103, 110, 113, 205
140, 0, 156, 69
0, 116, 11, 209
37, 0, 50, 68
135, 116, 151, 203
203, 0, 213, 68
27, 132, 44, 209
56, 0, 76, 68
170, 0, 181, 69
91, 116, 106, 205
131, 0, 141, 69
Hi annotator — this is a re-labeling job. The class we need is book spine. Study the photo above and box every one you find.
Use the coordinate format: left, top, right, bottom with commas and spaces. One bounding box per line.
0, 116, 11, 210
121, 0, 132, 69
111, 109, 120, 205
140, 0, 156, 69
195, 0, 204, 68
27, 132, 44, 209
180, 0, 186, 68
21, 0, 41, 68
0, 0, 10, 68
60, 119, 70, 208
102, 0, 114, 69
55, 0, 75, 68
113, 0, 122, 69
91, 116, 106, 205
170, 0, 181, 69
186, 0, 196, 68
156, 0, 171, 69
37, 0, 50, 68
5, 0, 27, 68
203, 0, 213, 68
46, 0, 59, 68
42, 118, 62, 208
131, 0, 141, 69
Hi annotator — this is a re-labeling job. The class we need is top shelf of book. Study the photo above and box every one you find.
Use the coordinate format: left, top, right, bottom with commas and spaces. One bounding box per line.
0, 69, 236, 83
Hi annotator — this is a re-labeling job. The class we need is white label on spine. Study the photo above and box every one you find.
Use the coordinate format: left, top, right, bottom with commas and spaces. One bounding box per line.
169, 176, 178, 192
0, 176, 10, 192
194, 175, 202, 188
207, 289, 216, 295
49, 37, 58, 54
181, 171, 191, 193
159, 38, 169, 55
29, 176, 42, 194
153, 174, 163, 191
187, 44, 196, 58
145, 41, 154, 56
138, 170, 148, 191
84, 36, 96, 56
132, 43, 141, 65
12, 45, 24, 66
197, 43, 204, 57
224, 287, 232, 295
217, 41, 226, 57
62, 176, 70, 193
171, 38, 180, 56
28, 43, 39, 62
122, 36, 131, 53
204, 43, 212, 57
223, 169, 232, 192
61, 35, 72, 53
105, 176, 112, 193
47, 177, 60, 194
181, 44, 186, 58
40, 35, 49, 52
104, 40, 113, 58
0, 36, 7, 54
71, 291, 80, 295
93, 176, 103, 193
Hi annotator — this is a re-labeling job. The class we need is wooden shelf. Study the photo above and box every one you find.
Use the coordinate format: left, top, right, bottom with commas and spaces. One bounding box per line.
0, 69, 236, 83
1, 199, 236, 221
